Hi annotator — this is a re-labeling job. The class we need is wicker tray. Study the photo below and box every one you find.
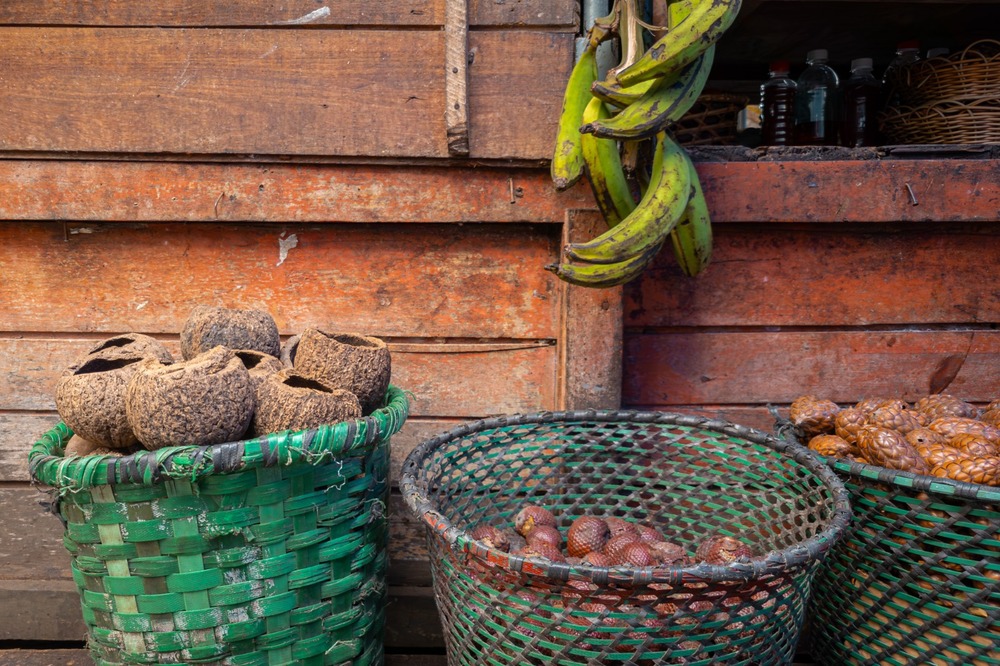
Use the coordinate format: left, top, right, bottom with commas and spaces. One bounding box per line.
774, 420, 1000, 666
672, 93, 748, 146
401, 411, 851, 665
28, 385, 409, 666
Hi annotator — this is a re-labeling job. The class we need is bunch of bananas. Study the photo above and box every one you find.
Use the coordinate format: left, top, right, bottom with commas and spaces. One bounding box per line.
548, 0, 741, 288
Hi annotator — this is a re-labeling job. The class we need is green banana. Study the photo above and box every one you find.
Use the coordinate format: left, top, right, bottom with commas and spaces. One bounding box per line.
615, 0, 741, 87
545, 238, 666, 289
669, 151, 713, 276
579, 44, 715, 140
580, 97, 636, 227
549, 19, 614, 191
590, 76, 662, 109
668, 0, 697, 28
564, 132, 690, 265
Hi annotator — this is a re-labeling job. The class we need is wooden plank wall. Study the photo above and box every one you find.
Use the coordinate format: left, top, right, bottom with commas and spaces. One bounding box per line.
622, 156, 1000, 430
0, 0, 600, 651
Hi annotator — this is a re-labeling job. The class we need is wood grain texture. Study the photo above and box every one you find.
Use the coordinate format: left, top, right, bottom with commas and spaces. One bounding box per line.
623, 330, 1000, 406
625, 223, 1000, 327
0, 27, 447, 157
0, 161, 594, 223
444, 0, 470, 156
560, 210, 623, 409
0, 0, 579, 28
0, 29, 573, 160
0, 222, 561, 339
0, 337, 557, 417
697, 160, 1000, 223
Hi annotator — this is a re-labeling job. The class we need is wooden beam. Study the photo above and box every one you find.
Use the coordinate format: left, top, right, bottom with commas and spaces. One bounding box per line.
444, 0, 470, 156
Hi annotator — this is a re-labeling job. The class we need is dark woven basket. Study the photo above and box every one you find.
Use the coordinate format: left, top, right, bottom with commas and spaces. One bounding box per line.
28, 385, 409, 666
672, 93, 748, 146
774, 420, 1000, 665
401, 411, 852, 665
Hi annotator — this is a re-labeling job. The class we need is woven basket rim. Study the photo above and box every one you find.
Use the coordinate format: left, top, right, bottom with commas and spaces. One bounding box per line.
773, 416, 1000, 503
400, 410, 853, 586
28, 384, 409, 490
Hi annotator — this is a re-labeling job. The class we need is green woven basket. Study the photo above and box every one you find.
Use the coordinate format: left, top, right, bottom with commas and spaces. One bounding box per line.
773, 418, 1000, 665
401, 411, 852, 665
28, 385, 409, 666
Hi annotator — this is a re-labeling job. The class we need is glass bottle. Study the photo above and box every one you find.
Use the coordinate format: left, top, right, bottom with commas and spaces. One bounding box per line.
881, 41, 921, 110
795, 49, 840, 146
841, 58, 881, 147
760, 60, 797, 146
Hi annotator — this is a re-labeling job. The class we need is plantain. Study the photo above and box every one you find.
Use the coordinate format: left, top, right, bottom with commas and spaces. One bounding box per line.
667, 0, 697, 27
545, 238, 666, 289
564, 132, 690, 265
580, 97, 636, 227
580, 44, 715, 140
615, 0, 741, 87
668, 150, 713, 276
550, 19, 615, 191
590, 76, 663, 109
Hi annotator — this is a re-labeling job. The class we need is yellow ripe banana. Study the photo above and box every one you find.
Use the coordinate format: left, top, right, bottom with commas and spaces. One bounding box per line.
581, 97, 636, 228
580, 44, 715, 140
546, 238, 665, 289
667, 0, 697, 27
564, 132, 690, 265
669, 151, 713, 276
615, 0, 741, 88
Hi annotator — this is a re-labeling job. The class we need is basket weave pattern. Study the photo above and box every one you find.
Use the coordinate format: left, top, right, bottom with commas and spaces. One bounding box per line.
806, 460, 1000, 666
402, 412, 851, 665
881, 39, 1000, 144
29, 386, 409, 666
672, 93, 748, 146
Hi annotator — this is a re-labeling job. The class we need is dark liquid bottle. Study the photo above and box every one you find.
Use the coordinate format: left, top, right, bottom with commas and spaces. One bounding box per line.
841, 57, 881, 147
760, 60, 797, 145
795, 49, 840, 145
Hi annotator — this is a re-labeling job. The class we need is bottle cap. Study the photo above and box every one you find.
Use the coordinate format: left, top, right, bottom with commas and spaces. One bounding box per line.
897, 40, 921, 51
806, 49, 828, 62
851, 57, 873, 71
769, 60, 791, 74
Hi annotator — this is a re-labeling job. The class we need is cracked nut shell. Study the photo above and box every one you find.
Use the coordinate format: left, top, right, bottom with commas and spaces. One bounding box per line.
293, 329, 391, 415
180, 306, 280, 360
252, 368, 362, 436
56, 355, 146, 449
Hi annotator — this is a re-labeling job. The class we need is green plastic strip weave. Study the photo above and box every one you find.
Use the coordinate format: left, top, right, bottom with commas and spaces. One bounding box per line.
28, 385, 408, 666
804, 457, 1000, 666
401, 411, 852, 665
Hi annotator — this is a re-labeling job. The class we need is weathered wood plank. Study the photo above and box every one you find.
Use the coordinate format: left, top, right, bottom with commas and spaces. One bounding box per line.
624, 330, 1000, 406
0, 222, 561, 339
0, 27, 447, 157
626, 223, 1000, 327
467, 31, 574, 161
560, 210, 623, 409
1, 412, 460, 487
0, 338, 558, 416
0, 161, 593, 223
0, 0, 578, 28
697, 160, 1000, 223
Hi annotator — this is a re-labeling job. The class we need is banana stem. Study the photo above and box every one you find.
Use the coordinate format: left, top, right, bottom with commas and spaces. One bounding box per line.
609, 0, 645, 78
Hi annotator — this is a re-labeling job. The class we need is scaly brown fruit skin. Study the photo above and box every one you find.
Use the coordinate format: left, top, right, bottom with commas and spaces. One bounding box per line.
930, 457, 1000, 486
582, 551, 612, 567
604, 516, 639, 539
695, 535, 753, 565
469, 525, 512, 552
929, 417, 1000, 444
514, 505, 557, 537
567, 516, 610, 558
834, 407, 868, 444
982, 408, 1000, 427
648, 541, 691, 566
855, 397, 893, 416
808, 434, 854, 458
916, 442, 967, 468
856, 425, 929, 474
635, 523, 666, 543
604, 532, 641, 561
868, 405, 924, 435
906, 427, 945, 448
914, 394, 980, 421
949, 433, 999, 458
613, 542, 656, 567
526, 524, 564, 550
516, 542, 566, 563
789, 396, 839, 437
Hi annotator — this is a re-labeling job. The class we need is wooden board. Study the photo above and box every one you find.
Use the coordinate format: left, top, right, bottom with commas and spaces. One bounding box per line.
0, 0, 579, 28
623, 330, 1000, 406
0, 29, 572, 160
0, 222, 561, 339
625, 223, 1000, 327
696, 159, 1000, 223
0, 161, 593, 223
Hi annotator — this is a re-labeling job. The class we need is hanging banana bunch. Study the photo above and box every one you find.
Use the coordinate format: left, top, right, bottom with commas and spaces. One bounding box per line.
547, 0, 741, 288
